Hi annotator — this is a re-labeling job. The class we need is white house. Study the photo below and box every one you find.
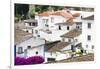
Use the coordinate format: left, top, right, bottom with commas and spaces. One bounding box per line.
22, 19, 37, 34
33, 10, 80, 42
81, 14, 94, 53
15, 29, 45, 58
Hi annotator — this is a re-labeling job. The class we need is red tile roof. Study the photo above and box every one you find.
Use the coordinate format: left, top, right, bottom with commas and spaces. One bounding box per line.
38, 10, 74, 19
51, 11, 73, 19
72, 13, 80, 17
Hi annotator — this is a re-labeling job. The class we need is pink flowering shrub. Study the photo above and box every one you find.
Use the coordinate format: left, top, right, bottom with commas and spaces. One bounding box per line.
15, 56, 45, 65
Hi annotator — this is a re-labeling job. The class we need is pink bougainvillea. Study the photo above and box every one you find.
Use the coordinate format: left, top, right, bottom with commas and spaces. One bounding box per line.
15, 56, 45, 65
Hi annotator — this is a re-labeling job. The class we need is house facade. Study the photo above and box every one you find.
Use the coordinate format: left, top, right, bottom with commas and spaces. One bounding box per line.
81, 14, 94, 53
15, 29, 45, 58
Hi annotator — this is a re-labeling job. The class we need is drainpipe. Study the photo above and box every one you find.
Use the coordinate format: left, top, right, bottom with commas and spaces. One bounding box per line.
14, 45, 16, 59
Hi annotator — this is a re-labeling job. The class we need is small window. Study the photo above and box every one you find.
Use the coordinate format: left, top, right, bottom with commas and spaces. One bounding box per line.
88, 23, 91, 29
92, 45, 94, 49
76, 26, 80, 29
29, 23, 31, 26
32, 29, 33, 33
87, 35, 91, 41
45, 24, 49, 27
59, 26, 61, 30
35, 30, 38, 34
62, 38, 65, 42
36, 51, 38, 54
26, 30, 28, 33
81, 16, 82, 19
51, 17, 54, 23
27, 46, 31, 49
50, 52, 52, 56
68, 39, 71, 42
18, 47, 23, 54
86, 45, 88, 48
67, 26, 69, 30
75, 39, 78, 42
37, 35, 40, 37
43, 19, 48, 24
71, 45, 75, 52
47, 58, 55, 62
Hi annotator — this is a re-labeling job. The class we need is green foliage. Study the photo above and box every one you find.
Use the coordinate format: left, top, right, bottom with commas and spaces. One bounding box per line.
15, 4, 29, 19
29, 8, 35, 18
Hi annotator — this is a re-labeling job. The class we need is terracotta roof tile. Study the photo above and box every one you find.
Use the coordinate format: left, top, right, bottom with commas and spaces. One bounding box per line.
72, 13, 80, 17
38, 10, 74, 19
51, 11, 73, 19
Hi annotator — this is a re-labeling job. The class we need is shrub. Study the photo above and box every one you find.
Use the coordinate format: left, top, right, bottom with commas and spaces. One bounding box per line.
15, 56, 45, 65
31, 56, 45, 64
15, 57, 26, 65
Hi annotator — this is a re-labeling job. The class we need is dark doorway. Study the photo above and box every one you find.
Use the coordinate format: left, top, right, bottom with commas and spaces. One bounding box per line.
59, 26, 61, 30
47, 58, 55, 62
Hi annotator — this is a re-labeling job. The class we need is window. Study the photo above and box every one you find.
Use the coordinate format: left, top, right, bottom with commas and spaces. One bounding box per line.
92, 45, 94, 49
86, 45, 88, 48
50, 52, 52, 56
37, 35, 40, 37
35, 30, 38, 34
43, 19, 48, 24
36, 51, 38, 54
71, 45, 75, 52
87, 35, 91, 41
51, 17, 54, 23
62, 38, 65, 42
27, 46, 31, 49
47, 58, 55, 62
59, 26, 61, 30
88, 23, 91, 29
26, 30, 28, 33
32, 29, 33, 33
81, 16, 82, 19
29, 23, 31, 26
68, 39, 71, 42
67, 26, 69, 30
18, 47, 23, 54
75, 39, 78, 42
45, 24, 49, 27
32, 23, 35, 26
76, 26, 80, 29
45, 19, 48, 24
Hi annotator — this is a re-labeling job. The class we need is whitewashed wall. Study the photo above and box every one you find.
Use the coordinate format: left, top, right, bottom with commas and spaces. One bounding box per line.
82, 20, 94, 53
22, 28, 33, 33
16, 37, 45, 57
27, 46, 44, 57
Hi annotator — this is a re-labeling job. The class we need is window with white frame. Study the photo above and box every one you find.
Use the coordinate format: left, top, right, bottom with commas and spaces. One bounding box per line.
27, 46, 31, 49
62, 38, 65, 42
67, 26, 70, 30
35, 30, 38, 34
43, 19, 48, 24
86, 45, 88, 48
68, 39, 71, 43
51, 17, 54, 23
87, 23, 91, 29
87, 35, 91, 41
92, 45, 94, 49
18, 47, 23, 54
